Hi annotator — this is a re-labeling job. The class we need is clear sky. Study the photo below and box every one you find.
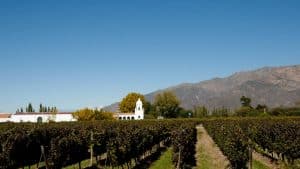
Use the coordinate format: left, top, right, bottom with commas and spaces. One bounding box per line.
0, 0, 299, 112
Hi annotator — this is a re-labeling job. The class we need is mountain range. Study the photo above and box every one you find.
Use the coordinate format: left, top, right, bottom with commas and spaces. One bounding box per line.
104, 65, 300, 112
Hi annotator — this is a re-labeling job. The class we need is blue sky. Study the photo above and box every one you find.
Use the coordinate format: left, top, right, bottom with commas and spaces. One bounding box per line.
0, 0, 299, 112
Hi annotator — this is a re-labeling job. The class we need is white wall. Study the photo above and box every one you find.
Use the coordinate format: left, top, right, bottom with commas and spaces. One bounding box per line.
117, 114, 143, 120
54, 114, 77, 122
0, 118, 11, 122
10, 114, 76, 123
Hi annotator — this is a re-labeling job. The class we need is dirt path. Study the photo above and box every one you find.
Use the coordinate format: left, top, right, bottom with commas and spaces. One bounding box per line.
253, 151, 280, 169
195, 125, 230, 169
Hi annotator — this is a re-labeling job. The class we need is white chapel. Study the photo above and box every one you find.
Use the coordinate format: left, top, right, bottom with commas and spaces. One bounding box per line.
115, 98, 144, 120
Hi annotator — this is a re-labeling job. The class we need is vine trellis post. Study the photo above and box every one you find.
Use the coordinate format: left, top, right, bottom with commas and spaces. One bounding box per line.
90, 131, 94, 167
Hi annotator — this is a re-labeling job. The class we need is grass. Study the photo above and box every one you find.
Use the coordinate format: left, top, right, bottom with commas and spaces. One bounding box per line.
63, 159, 91, 169
253, 159, 270, 169
195, 126, 230, 169
195, 144, 211, 169
22, 159, 92, 169
279, 160, 300, 169
149, 148, 174, 169
24, 162, 45, 169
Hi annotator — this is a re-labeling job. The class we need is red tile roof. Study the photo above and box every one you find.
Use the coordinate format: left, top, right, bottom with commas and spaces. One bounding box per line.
0, 114, 12, 118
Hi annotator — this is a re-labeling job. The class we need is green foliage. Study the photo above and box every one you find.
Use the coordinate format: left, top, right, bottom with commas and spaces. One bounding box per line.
245, 118, 300, 163
48, 132, 88, 168
202, 119, 249, 169
235, 106, 260, 117
39, 103, 57, 112
119, 92, 146, 113
18, 103, 57, 113
240, 96, 252, 108
202, 117, 300, 168
72, 108, 114, 121
253, 160, 270, 169
144, 114, 157, 119
144, 101, 159, 118
171, 123, 197, 169
25, 103, 35, 112
150, 148, 174, 169
193, 106, 208, 118
177, 108, 192, 118
154, 91, 180, 118
0, 120, 199, 169
235, 96, 266, 116
255, 104, 268, 112
3, 117, 299, 169
269, 107, 300, 116
143, 101, 153, 114
94, 110, 114, 120
72, 108, 95, 121
211, 107, 231, 117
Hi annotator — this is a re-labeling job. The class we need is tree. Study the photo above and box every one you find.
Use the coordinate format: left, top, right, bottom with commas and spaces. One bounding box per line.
94, 109, 114, 120
240, 96, 252, 108
39, 104, 43, 112
73, 108, 95, 121
119, 93, 146, 113
256, 104, 268, 113
211, 107, 231, 117
178, 108, 193, 118
235, 106, 259, 117
143, 101, 152, 114
235, 96, 266, 116
144, 101, 158, 119
72, 108, 115, 121
153, 91, 180, 118
193, 106, 208, 118
27, 103, 34, 112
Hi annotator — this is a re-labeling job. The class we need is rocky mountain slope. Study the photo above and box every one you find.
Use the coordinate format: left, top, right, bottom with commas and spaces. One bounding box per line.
105, 65, 300, 111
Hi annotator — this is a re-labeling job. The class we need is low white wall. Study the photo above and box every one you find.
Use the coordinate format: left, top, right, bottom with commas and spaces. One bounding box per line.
54, 114, 77, 122
117, 114, 143, 120
0, 118, 11, 122
11, 114, 49, 123
10, 114, 76, 123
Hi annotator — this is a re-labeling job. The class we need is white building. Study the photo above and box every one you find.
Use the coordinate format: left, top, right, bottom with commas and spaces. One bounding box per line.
0, 98, 144, 122
0, 114, 12, 122
115, 98, 144, 120
0, 112, 76, 123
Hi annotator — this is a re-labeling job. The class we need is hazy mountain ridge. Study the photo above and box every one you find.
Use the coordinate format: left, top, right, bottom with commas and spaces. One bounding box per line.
104, 65, 300, 111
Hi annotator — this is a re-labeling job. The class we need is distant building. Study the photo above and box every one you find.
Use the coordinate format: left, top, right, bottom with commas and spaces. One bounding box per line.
0, 99, 145, 122
0, 114, 12, 122
0, 112, 76, 123
114, 98, 144, 120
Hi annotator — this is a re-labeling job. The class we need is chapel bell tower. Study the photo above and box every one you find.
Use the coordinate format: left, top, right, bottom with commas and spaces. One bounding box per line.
134, 98, 144, 119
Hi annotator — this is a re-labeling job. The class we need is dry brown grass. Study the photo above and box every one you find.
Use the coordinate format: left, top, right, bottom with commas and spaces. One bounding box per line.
194, 125, 230, 169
